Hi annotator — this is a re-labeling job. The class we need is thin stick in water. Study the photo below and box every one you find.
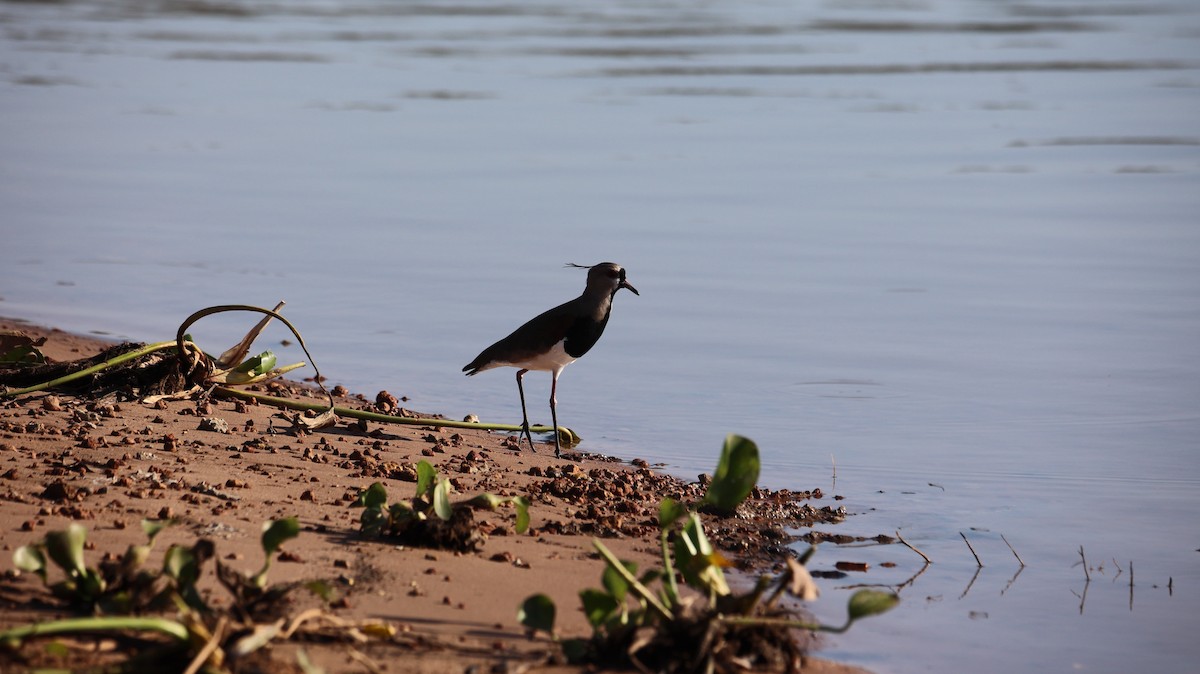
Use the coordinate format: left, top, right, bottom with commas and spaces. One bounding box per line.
959, 566, 982, 600
1000, 565, 1024, 596
960, 531, 983, 568
1000, 533, 1025, 567
895, 530, 933, 564
1079, 546, 1090, 582
1129, 560, 1134, 611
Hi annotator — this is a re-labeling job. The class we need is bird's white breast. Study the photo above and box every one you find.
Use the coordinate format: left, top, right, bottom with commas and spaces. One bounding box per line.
507, 339, 576, 373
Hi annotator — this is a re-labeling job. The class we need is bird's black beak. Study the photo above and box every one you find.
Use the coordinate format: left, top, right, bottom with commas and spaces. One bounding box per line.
620, 279, 640, 296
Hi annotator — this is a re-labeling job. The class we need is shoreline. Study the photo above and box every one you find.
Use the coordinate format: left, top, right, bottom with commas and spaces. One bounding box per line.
0, 316, 866, 673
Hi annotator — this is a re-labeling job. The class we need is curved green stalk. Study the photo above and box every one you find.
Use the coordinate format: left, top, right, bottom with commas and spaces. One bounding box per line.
1, 314, 579, 445
592, 539, 672, 621
0, 615, 191, 643
214, 386, 579, 442
175, 304, 334, 411
660, 530, 680, 606
1, 341, 179, 397
714, 613, 827, 632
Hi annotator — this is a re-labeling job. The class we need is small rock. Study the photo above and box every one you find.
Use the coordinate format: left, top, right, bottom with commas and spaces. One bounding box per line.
375, 391, 399, 413
40, 481, 78, 502
198, 417, 230, 434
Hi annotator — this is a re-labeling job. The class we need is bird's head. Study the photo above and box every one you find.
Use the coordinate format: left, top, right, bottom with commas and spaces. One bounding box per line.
569, 262, 639, 298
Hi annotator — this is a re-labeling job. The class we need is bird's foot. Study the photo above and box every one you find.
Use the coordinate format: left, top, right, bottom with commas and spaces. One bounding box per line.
519, 422, 536, 453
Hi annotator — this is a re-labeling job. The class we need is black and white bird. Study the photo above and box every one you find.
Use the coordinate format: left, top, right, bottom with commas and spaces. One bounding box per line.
463, 262, 639, 457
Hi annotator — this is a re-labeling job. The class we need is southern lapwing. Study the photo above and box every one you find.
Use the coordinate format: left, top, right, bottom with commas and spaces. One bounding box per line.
463, 262, 639, 457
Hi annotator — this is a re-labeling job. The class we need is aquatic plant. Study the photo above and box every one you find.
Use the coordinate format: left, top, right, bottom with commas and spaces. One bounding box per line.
14, 519, 174, 614
3, 517, 354, 672
1, 303, 579, 441
518, 434, 898, 673
352, 460, 530, 551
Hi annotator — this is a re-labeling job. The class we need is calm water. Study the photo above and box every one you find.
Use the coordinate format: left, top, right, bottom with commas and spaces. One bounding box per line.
2, 1, 1198, 672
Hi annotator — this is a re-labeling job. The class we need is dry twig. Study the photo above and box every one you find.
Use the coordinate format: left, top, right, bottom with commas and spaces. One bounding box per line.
183, 616, 227, 674
894, 530, 932, 564
960, 532, 983, 568
1000, 533, 1024, 567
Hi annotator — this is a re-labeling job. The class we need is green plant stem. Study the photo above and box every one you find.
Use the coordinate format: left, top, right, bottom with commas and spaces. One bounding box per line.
1, 341, 179, 397
592, 540, 673, 622
0, 342, 578, 442
715, 613, 838, 633
660, 531, 680, 606
215, 386, 578, 440
175, 304, 335, 411
0, 616, 191, 643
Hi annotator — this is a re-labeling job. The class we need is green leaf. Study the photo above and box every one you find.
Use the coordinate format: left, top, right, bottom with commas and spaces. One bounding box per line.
0, 345, 46, 366
45, 524, 89, 579
261, 517, 300, 557
512, 496, 531, 534
415, 460, 437, 499
162, 546, 195, 582
253, 517, 299, 588
234, 351, 276, 375
163, 544, 208, 611
561, 638, 590, 664
77, 568, 106, 600
13, 545, 46, 580
468, 493, 502, 509
358, 507, 387, 537
0, 333, 47, 366
673, 514, 730, 596
846, 590, 899, 622
304, 580, 336, 603
432, 480, 453, 521
140, 518, 173, 544
517, 594, 556, 634
658, 497, 687, 529
639, 569, 663, 586
353, 482, 388, 509
602, 560, 637, 602
122, 544, 152, 570
701, 434, 760, 514
579, 588, 620, 628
